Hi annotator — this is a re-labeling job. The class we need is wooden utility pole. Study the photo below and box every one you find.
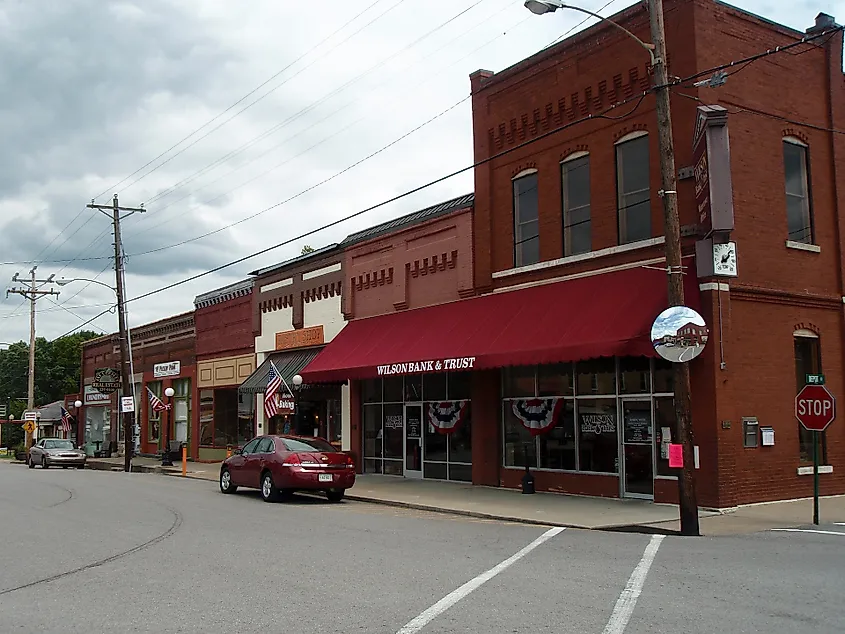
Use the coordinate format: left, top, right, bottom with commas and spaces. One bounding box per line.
6, 267, 60, 448
648, 0, 700, 536
87, 195, 145, 473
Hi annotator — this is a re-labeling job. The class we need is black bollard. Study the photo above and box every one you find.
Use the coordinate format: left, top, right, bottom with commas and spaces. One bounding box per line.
521, 443, 535, 494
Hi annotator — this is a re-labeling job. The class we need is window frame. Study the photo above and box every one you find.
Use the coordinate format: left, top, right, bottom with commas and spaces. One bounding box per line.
512, 170, 540, 268
147, 381, 162, 443
615, 133, 652, 245
794, 332, 827, 463
561, 152, 591, 257
783, 137, 814, 245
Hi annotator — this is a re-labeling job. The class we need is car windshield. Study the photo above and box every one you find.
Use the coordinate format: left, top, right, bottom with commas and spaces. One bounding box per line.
45, 440, 74, 450
282, 438, 337, 453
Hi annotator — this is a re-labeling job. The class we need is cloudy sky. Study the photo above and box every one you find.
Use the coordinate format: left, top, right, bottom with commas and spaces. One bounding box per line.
0, 0, 838, 343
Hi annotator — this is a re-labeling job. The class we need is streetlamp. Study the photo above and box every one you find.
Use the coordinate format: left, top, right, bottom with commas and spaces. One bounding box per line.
292, 375, 303, 435
161, 387, 175, 466
524, 0, 698, 535
73, 400, 83, 447
55, 278, 117, 293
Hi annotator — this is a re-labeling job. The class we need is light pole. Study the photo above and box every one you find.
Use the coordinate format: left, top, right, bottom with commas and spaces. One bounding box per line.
161, 387, 175, 466
524, 0, 699, 535
56, 276, 139, 471
73, 399, 83, 447
292, 375, 303, 435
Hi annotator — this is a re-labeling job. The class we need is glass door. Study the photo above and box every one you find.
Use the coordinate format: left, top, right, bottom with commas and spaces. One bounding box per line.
621, 399, 654, 498
404, 404, 423, 479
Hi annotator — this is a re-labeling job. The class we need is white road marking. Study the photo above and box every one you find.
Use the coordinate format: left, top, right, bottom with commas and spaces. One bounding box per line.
395, 526, 565, 634
771, 528, 845, 536
834, 523, 845, 526
602, 535, 665, 634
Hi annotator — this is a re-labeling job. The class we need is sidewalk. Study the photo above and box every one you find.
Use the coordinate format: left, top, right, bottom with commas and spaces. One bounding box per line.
87, 457, 845, 535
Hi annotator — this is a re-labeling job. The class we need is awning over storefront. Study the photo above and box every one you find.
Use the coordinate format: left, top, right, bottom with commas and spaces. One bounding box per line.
238, 348, 323, 394
301, 265, 701, 383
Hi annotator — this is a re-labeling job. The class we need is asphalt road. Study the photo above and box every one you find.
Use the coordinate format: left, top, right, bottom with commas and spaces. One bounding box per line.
1, 462, 844, 634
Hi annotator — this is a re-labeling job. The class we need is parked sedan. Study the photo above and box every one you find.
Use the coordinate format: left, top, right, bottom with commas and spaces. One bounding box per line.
220, 435, 355, 503
28, 438, 86, 469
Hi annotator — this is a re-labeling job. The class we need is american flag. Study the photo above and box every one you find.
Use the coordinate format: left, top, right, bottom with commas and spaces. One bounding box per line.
60, 407, 73, 434
147, 386, 170, 413
264, 361, 284, 420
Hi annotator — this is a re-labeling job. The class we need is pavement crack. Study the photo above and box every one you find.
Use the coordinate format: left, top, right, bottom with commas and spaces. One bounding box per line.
45, 484, 75, 508
0, 506, 183, 596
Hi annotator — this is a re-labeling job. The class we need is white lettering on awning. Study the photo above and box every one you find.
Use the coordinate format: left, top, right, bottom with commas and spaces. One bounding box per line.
376, 357, 476, 377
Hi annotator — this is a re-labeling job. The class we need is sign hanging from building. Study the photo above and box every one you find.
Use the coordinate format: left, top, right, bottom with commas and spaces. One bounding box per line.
92, 367, 121, 393
276, 395, 295, 415
153, 361, 181, 378
692, 104, 735, 237
84, 384, 112, 405
275, 325, 325, 351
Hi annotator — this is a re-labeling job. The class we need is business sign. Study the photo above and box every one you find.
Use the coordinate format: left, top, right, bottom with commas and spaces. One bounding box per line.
692, 104, 735, 237
23, 410, 38, 422
376, 356, 476, 377
153, 361, 181, 378
276, 396, 295, 415
275, 326, 325, 351
121, 397, 135, 413
93, 367, 121, 393
84, 384, 112, 405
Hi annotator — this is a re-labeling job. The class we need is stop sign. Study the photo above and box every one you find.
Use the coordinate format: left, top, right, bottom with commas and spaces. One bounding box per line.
795, 384, 836, 432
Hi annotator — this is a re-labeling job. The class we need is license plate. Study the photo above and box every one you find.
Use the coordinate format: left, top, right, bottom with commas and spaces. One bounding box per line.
318, 474, 333, 482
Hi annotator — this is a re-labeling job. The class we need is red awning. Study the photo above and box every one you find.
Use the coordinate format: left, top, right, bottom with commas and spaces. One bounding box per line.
301, 265, 701, 383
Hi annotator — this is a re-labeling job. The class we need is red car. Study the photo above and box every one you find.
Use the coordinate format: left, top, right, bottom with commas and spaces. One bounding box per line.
219, 435, 355, 503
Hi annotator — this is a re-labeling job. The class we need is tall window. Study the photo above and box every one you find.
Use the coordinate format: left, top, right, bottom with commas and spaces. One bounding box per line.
783, 139, 813, 244
148, 381, 161, 444
616, 134, 651, 244
794, 333, 826, 462
513, 172, 539, 267
562, 154, 591, 256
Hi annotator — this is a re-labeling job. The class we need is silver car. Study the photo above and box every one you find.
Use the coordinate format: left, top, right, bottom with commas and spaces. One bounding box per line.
28, 438, 86, 469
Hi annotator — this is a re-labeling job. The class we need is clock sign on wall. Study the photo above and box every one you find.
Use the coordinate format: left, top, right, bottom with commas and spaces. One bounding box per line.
712, 241, 738, 277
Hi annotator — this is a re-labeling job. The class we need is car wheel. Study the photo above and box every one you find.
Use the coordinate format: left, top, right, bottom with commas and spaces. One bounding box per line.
219, 468, 238, 494
41, 457, 49, 469
28, 456, 35, 469
261, 472, 279, 503
326, 490, 345, 503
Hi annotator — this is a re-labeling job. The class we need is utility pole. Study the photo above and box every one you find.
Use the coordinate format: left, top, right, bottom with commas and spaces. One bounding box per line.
87, 194, 145, 473
648, 0, 699, 536
6, 267, 60, 449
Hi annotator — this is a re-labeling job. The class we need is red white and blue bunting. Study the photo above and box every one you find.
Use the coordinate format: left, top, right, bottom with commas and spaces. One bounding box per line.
427, 401, 469, 435
512, 398, 564, 436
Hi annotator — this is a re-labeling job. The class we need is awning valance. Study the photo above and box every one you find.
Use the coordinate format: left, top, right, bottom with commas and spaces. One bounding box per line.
300, 265, 701, 383
238, 348, 323, 394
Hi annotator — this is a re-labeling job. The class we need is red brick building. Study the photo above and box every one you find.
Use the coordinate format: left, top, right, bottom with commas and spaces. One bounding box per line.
193, 280, 255, 462
304, 1, 845, 507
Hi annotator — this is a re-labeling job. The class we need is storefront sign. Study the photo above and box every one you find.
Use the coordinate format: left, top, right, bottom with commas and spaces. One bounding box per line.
376, 356, 476, 376
385, 415, 403, 429
692, 104, 734, 237
624, 412, 652, 443
275, 326, 324, 351
277, 397, 295, 415
84, 384, 112, 405
153, 361, 181, 378
580, 413, 616, 435
121, 397, 135, 413
93, 367, 121, 393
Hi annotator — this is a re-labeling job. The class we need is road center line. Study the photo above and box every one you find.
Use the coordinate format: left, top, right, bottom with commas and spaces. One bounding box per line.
771, 528, 845, 536
395, 526, 565, 634
602, 535, 665, 634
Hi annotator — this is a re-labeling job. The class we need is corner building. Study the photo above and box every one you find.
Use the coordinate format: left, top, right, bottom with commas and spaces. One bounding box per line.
307, 0, 845, 507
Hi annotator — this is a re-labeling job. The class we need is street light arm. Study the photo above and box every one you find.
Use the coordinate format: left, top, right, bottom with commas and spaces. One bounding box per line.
56, 278, 118, 295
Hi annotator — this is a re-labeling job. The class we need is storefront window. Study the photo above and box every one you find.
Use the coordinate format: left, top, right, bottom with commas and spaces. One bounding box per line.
448, 372, 472, 400
538, 363, 573, 397
576, 358, 616, 395
327, 399, 342, 444
203, 389, 254, 447
363, 404, 383, 474
199, 390, 214, 445
503, 405, 534, 468
362, 379, 382, 404
653, 359, 674, 393
619, 357, 650, 394
172, 378, 191, 446
404, 375, 422, 402
383, 377, 403, 403
577, 399, 618, 473
383, 403, 404, 475
423, 373, 447, 401
539, 401, 575, 470
503, 366, 535, 398
148, 381, 161, 443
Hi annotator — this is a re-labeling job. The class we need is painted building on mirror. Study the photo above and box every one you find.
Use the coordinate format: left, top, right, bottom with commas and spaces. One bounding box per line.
302, 1, 845, 507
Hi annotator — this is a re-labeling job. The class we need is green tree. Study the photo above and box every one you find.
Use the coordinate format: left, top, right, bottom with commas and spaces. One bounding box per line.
301, 245, 315, 255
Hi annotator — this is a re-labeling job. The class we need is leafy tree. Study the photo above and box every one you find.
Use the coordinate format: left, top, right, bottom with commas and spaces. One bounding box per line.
301, 245, 315, 255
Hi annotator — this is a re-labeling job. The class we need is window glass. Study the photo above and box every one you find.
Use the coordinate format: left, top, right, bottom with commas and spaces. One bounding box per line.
241, 438, 260, 455
362, 405, 382, 459
654, 396, 678, 476
448, 403, 472, 464
404, 375, 423, 402
503, 404, 535, 467
255, 438, 274, 453
423, 373, 447, 401
794, 336, 826, 463
503, 366, 535, 398
562, 156, 591, 256
382, 404, 404, 460
147, 381, 161, 442
362, 379, 382, 404
616, 136, 651, 244
448, 372, 472, 400
784, 141, 813, 244
383, 377, 404, 403
538, 401, 576, 470
327, 399, 342, 444
199, 390, 214, 446
425, 414, 448, 462
653, 359, 674, 393
576, 359, 616, 396
538, 363, 573, 397
577, 399, 618, 473
514, 173, 540, 267
619, 357, 650, 394
282, 437, 337, 452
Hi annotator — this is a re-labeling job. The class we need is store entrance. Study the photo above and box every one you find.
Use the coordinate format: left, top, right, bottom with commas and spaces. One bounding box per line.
621, 399, 654, 498
404, 404, 423, 479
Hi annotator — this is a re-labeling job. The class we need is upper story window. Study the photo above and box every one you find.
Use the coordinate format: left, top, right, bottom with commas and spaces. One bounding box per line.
783, 138, 814, 244
513, 171, 539, 267
561, 153, 591, 256
615, 133, 651, 245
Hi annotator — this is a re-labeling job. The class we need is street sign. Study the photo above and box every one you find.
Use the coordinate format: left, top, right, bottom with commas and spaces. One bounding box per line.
795, 384, 836, 432
23, 410, 38, 422
93, 367, 121, 394
22, 420, 36, 434
806, 374, 825, 385
121, 397, 135, 413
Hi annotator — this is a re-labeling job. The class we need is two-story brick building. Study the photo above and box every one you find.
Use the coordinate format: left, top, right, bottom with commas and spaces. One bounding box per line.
304, 0, 845, 507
